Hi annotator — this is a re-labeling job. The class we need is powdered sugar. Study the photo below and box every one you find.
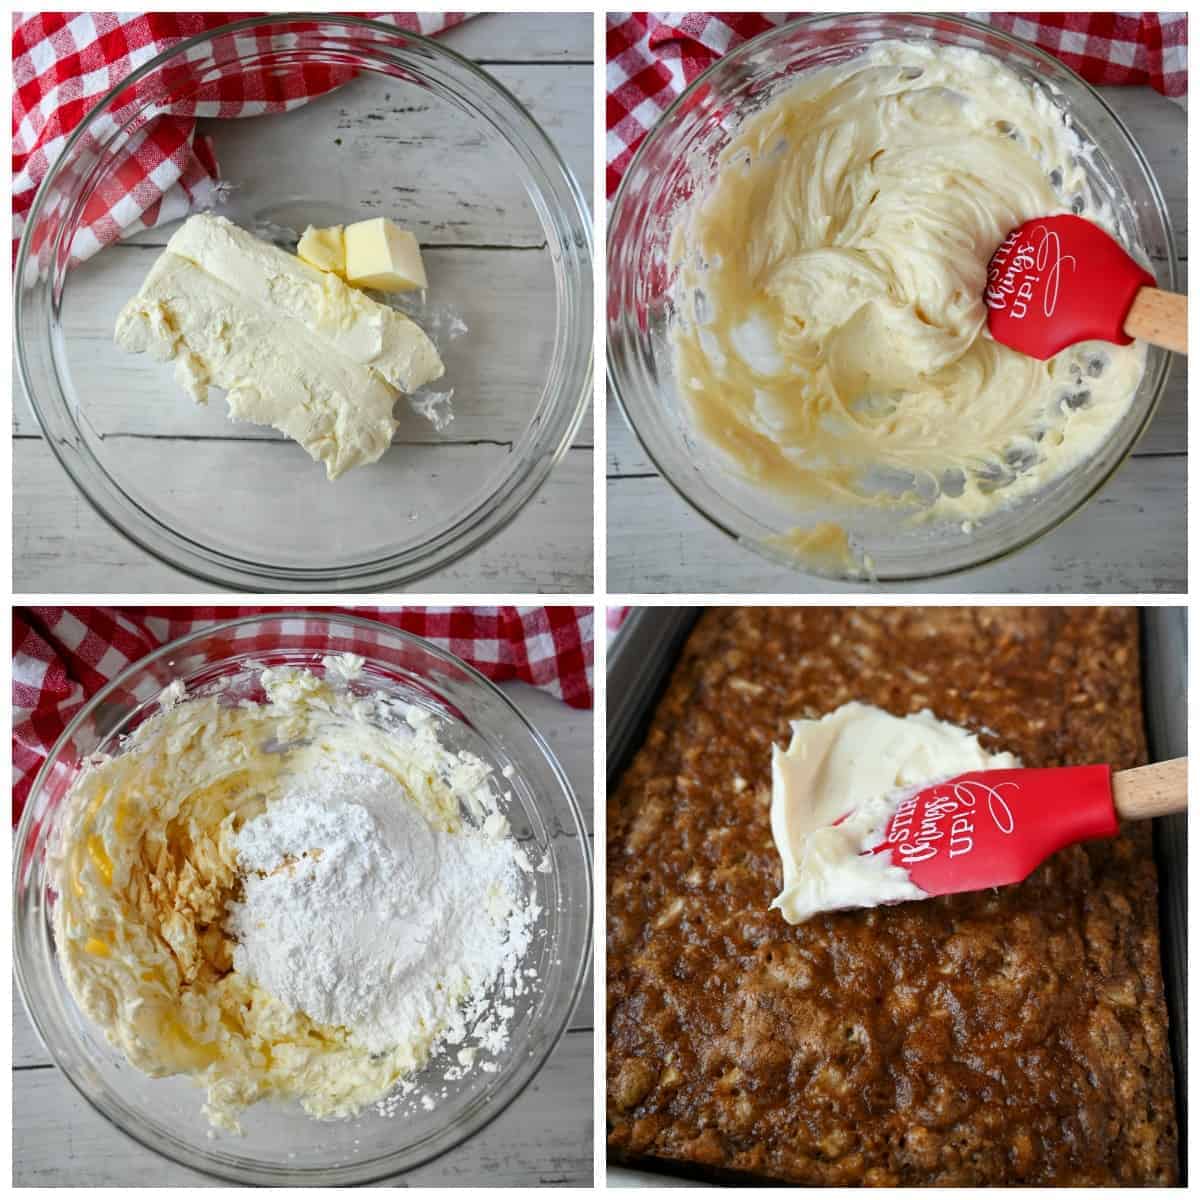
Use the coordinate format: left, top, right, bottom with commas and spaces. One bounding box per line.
226, 755, 534, 1059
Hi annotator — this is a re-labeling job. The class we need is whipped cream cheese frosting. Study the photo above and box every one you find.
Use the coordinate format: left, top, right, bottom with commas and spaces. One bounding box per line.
50, 659, 528, 1132
670, 41, 1146, 532
770, 701, 1019, 924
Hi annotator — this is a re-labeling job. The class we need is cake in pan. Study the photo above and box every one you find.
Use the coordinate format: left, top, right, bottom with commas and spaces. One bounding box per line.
606, 607, 1177, 1185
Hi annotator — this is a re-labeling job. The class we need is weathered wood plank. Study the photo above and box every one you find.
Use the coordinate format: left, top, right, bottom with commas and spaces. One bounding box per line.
12, 1028, 591, 1186
117, 63, 591, 250
1094, 85, 1187, 257
14, 245, 589, 447
607, 452, 1186, 594
488, 62, 594, 208
14, 440, 593, 593
441, 12, 593, 63
13, 1000, 47, 1069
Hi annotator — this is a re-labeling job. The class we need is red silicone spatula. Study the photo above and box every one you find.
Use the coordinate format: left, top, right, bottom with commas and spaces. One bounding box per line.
985, 214, 1187, 358
865, 757, 1186, 902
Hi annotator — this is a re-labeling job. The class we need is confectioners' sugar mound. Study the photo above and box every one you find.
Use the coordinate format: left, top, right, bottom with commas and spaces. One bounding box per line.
228, 757, 534, 1057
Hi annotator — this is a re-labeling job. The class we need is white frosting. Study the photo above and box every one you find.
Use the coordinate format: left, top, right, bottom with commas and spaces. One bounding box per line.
671, 42, 1146, 537
770, 701, 1019, 923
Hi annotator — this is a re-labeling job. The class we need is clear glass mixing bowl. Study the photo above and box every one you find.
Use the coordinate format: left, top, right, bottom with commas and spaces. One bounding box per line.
13, 613, 592, 1185
608, 13, 1176, 583
17, 15, 592, 591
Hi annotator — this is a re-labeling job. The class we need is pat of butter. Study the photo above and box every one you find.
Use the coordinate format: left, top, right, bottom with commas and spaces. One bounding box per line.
297, 224, 346, 277
344, 218, 428, 292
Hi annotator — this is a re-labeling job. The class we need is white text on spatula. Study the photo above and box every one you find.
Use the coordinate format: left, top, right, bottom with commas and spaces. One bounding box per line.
985, 225, 1077, 321
887, 778, 1017, 865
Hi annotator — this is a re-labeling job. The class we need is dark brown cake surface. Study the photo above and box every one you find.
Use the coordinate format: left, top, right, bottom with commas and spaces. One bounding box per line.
607, 608, 1177, 1185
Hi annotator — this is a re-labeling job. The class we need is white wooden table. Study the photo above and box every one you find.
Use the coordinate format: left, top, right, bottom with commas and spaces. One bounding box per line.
13, 679, 594, 1187
608, 86, 1187, 595
13, 14, 594, 595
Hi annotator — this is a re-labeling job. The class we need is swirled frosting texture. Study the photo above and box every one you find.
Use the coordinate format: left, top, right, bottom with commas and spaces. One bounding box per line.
670, 42, 1145, 525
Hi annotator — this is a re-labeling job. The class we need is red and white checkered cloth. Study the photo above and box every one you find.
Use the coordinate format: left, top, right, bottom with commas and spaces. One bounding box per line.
607, 11, 1188, 198
606, 606, 630, 644
14, 11, 465, 261
13, 606, 593, 822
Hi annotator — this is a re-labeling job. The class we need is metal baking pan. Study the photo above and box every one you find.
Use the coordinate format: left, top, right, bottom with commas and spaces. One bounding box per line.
606, 606, 1187, 1186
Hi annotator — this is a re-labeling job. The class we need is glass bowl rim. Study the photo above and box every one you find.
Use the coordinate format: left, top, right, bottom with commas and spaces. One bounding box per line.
606, 10, 1177, 584
12, 609, 594, 1185
16, 12, 594, 592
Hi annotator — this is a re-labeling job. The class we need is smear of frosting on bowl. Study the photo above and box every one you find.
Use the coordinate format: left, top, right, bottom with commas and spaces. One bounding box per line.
670, 41, 1146, 531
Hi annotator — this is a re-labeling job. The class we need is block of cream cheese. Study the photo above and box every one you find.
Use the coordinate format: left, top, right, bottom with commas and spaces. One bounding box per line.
297, 223, 346, 277
114, 214, 445, 479
344, 218, 428, 291
116, 251, 400, 479
165, 215, 442, 393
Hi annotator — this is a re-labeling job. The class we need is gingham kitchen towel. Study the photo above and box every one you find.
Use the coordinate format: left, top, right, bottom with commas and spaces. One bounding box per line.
13, 606, 594, 821
13, 11, 466, 261
607, 11, 1188, 197
607, 606, 631, 644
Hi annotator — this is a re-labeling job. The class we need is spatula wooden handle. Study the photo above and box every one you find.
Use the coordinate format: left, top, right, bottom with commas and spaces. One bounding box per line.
1123, 287, 1187, 354
1112, 758, 1187, 820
